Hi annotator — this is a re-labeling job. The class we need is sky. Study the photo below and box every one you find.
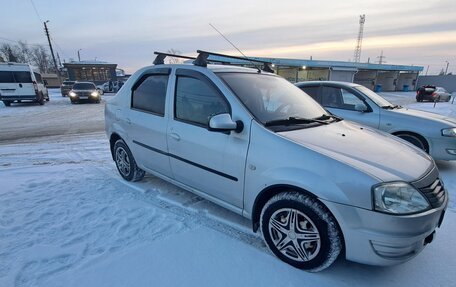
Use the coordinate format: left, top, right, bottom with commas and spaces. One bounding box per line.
1, 0, 455, 74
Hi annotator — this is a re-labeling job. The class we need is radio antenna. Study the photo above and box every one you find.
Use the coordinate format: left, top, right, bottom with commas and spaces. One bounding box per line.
209, 23, 262, 72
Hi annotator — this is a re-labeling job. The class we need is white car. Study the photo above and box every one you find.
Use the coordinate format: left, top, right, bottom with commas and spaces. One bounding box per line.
0, 62, 49, 106
105, 52, 447, 271
296, 81, 456, 160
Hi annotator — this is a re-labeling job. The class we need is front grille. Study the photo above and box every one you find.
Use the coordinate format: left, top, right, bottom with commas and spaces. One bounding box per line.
418, 178, 446, 208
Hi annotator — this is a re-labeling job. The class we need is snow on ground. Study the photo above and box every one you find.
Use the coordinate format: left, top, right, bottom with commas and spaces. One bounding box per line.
0, 90, 455, 286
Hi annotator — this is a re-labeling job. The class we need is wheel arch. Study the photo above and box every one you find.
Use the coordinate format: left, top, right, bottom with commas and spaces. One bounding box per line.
391, 130, 429, 152
109, 133, 123, 160
252, 185, 317, 232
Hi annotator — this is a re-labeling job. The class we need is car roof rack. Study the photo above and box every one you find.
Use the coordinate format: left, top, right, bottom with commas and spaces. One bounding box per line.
153, 52, 197, 65
153, 50, 275, 73
194, 50, 274, 73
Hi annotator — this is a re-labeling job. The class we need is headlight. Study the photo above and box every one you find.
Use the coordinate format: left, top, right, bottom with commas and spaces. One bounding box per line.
373, 182, 429, 214
91, 91, 99, 97
69, 91, 76, 97
442, 127, 456, 137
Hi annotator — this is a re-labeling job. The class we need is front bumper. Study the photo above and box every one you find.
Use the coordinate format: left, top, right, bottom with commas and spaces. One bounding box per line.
69, 94, 100, 102
321, 192, 448, 266
428, 136, 456, 161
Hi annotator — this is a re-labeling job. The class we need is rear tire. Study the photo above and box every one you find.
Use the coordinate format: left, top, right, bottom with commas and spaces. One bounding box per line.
260, 192, 342, 272
113, 139, 145, 182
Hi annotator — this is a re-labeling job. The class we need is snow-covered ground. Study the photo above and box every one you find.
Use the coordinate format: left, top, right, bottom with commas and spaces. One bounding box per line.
0, 90, 455, 286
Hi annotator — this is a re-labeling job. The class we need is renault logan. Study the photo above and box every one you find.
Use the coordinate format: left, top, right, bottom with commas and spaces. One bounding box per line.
105, 53, 447, 271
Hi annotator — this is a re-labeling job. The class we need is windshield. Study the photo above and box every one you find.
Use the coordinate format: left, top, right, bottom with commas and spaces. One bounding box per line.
355, 85, 393, 107
217, 73, 329, 125
73, 83, 95, 90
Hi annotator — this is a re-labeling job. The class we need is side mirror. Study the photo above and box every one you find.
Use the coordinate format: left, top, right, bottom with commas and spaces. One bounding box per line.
97, 88, 104, 95
208, 113, 243, 133
355, 103, 368, 112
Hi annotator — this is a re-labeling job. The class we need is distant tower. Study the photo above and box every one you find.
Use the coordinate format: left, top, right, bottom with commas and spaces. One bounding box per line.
353, 14, 366, 63
376, 50, 386, 64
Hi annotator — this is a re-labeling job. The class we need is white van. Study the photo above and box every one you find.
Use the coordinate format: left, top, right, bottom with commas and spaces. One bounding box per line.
0, 63, 49, 106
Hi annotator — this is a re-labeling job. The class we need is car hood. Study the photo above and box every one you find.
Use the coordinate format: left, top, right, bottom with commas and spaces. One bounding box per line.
389, 108, 456, 125
278, 121, 433, 182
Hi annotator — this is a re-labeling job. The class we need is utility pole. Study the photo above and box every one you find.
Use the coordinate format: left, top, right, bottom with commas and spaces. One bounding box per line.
353, 14, 366, 63
425, 65, 429, 75
43, 20, 59, 77
445, 61, 449, 75
77, 49, 82, 61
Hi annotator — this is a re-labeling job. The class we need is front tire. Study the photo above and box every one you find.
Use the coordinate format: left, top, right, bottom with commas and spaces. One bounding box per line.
113, 139, 145, 182
260, 192, 342, 272
3, 101, 11, 106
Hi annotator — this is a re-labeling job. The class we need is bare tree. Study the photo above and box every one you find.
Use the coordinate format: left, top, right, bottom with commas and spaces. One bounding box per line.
0, 43, 19, 62
0, 41, 55, 73
30, 45, 50, 73
166, 49, 183, 64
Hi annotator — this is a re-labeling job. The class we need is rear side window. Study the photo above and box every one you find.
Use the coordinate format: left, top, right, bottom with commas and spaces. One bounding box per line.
13, 72, 33, 83
0, 71, 14, 83
132, 74, 169, 116
175, 76, 229, 126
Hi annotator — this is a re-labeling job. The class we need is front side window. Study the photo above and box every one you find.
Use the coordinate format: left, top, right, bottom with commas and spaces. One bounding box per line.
131, 75, 169, 115
175, 76, 229, 126
321, 86, 365, 111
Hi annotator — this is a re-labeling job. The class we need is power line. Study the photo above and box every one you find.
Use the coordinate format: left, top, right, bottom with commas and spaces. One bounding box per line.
29, 0, 43, 23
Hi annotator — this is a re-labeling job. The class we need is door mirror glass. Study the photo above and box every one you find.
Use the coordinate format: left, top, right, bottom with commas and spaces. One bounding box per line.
208, 113, 242, 132
355, 103, 368, 112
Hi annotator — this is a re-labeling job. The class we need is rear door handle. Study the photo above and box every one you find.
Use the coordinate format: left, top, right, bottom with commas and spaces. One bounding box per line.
125, 118, 131, 125
169, 132, 181, 141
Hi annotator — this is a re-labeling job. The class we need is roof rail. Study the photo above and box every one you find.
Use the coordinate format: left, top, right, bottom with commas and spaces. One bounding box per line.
195, 50, 274, 73
153, 52, 197, 65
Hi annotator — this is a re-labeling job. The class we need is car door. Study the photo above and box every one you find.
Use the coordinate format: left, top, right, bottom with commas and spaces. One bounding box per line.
320, 85, 380, 128
167, 69, 249, 209
125, 68, 173, 178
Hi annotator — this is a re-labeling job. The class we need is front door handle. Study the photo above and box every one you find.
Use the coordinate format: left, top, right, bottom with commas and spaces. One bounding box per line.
169, 132, 181, 141
125, 118, 131, 125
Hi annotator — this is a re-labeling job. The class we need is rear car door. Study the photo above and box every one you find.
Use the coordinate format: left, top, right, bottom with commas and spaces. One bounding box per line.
167, 69, 249, 209
126, 68, 173, 178
320, 85, 380, 128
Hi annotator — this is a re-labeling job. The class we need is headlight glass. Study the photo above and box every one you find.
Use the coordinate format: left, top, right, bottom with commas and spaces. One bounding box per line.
442, 128, 456, 137
373, 182, 429, 214
91, 91, 99, 97
69, 91, 76, 97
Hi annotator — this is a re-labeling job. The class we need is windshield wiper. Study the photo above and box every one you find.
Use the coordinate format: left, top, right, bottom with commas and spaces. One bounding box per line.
315, 114, 342, 122
265, 116, 330, 127
382, 104, 402, 110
